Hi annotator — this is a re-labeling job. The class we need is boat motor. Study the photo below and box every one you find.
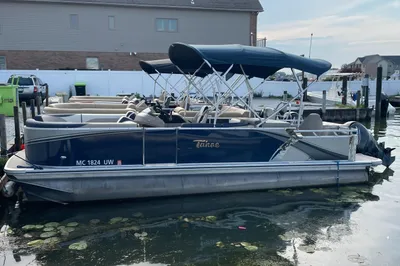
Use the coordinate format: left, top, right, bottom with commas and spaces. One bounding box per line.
344, 121, 395, 167
380, 92, 390, 117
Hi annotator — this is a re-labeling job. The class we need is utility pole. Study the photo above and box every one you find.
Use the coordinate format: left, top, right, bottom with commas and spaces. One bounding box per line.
309, 33, 313, 58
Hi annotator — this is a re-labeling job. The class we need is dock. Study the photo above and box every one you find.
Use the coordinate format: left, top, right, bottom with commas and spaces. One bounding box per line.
303, 107, 373, 122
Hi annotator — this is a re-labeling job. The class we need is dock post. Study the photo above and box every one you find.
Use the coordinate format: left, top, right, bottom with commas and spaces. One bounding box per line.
302, 77, 308, 101
362, 74, 369, 108
13, 106, 21, 151
36, 96, 41, 115
375, 66, 382, 119
45, 84, 49, 106
356, 90, 361, 107
283, 90, 288, 101
0, 115, 7, 156
21, 102, 27, 125
322, 90, 327, 118
341, 76, 348, 105
30, 99, 36, 118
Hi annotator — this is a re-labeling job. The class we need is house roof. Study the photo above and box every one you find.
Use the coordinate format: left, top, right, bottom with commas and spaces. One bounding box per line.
357, 54, 380, 64
12, 0, 264, 12
382, 56, 400, 66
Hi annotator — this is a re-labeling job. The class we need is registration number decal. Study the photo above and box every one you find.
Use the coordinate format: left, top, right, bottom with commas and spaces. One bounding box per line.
75, 159, 116, 166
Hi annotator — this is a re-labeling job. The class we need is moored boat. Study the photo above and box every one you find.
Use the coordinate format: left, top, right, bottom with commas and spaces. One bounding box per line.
3, 43, 395, 203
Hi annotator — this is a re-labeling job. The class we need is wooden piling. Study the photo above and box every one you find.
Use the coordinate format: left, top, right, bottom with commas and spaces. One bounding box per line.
362, 74, 369, 108
322, 90, 327, 118
36, 96, 41, 115
13, 106, 21, 151
302, 77, 308, 101
356, 90, 361, 107
30, 99, 35, 118
21, 101, 27, 125
375, 66, 382, 119
45, 84, 49, 106
341, 76, 348, 105
0, 115, 7, 156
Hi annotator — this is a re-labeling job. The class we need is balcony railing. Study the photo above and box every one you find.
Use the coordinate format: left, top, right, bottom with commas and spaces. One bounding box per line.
256, 37, 267, 47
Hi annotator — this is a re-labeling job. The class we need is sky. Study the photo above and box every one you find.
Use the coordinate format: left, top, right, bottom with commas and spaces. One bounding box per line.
257, 0, 400, 68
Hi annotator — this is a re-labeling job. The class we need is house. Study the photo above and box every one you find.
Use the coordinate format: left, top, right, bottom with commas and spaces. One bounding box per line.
0, 0, 263, 70
347, 55, 400, 78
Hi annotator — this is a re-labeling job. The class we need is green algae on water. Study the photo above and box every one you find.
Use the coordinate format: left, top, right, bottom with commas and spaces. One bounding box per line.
27, 239, 44, 246
40, 231, 58, 238
67, 222, 79, 227
109, 217, 123, 224
69, 241, 88, 251
45, 222, 60, 228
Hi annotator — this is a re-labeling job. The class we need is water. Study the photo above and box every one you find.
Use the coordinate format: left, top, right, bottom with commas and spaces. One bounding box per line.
0, 104, 399, 266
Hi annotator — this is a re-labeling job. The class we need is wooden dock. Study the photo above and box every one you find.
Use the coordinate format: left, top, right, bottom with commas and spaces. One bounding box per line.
303, 107, 373, 122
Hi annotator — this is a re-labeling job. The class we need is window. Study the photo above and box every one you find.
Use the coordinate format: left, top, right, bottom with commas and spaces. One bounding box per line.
18, 78, 34, 86
70, 14, 79, 30
108, 16, 115, 30
0, 56, 6, 70
86, 57, 99, 70
156, 18, 178, 32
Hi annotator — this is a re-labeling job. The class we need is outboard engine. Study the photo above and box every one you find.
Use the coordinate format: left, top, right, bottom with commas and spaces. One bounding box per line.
380, 92, 390, 117
345, 121, 395, 167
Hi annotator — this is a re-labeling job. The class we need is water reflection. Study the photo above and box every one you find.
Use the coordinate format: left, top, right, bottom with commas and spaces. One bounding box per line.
1, 174, 391, 266
0, 108, 398, 266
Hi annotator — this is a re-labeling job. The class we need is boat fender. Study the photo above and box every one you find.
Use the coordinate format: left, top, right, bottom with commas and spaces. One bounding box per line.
2, 181, 16, 198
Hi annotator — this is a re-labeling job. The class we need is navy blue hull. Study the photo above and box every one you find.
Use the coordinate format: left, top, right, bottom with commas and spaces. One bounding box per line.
25, 128, 285, 166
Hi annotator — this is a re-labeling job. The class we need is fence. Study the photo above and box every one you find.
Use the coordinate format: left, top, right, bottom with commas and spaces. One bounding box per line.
1, 69, 400, 97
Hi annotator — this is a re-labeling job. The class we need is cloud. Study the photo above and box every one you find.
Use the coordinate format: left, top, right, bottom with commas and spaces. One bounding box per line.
256, 0, 399, 67
388, 0, 400, 8
348, 40, 400, 45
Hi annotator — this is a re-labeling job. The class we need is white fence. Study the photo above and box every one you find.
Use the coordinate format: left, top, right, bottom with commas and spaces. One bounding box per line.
1, 69, 400, 97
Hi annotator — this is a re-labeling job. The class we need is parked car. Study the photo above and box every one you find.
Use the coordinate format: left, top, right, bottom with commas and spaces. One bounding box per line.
7, 75, 46, 102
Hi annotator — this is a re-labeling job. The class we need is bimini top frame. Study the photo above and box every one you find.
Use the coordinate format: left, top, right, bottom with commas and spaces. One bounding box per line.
168, 42, 332, 127
139, 59, 235, 108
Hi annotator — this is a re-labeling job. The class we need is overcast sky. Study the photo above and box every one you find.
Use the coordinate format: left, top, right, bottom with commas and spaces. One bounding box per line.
257, 0, 400, 68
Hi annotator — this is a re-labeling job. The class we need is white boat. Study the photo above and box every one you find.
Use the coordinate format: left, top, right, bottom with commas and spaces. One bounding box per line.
308, 73, 396, 115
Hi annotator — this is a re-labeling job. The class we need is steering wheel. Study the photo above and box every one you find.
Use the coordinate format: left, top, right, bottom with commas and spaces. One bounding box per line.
152, 101, 164, 115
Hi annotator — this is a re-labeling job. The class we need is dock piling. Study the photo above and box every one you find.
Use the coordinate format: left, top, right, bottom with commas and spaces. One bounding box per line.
375, 66, 383, 119
302, 77, 308, 101
30, 99, 36, 118
0, 115, 7, 156
341, 76, 348, 105
362, 74, 369, 108
13, 106, 21, 151
36, 96, 41, 115
322, 90, 327, 118
21, 102, 27, 125
45, 84, 49, 107
356, 90, 361, 107
283, 90, 288, 101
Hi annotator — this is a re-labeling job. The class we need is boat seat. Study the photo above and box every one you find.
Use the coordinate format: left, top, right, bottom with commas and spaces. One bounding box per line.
192, 105, 210, 123
117, 116, 134, 123
299, 113, 324, 136
125, 111, 136, 120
